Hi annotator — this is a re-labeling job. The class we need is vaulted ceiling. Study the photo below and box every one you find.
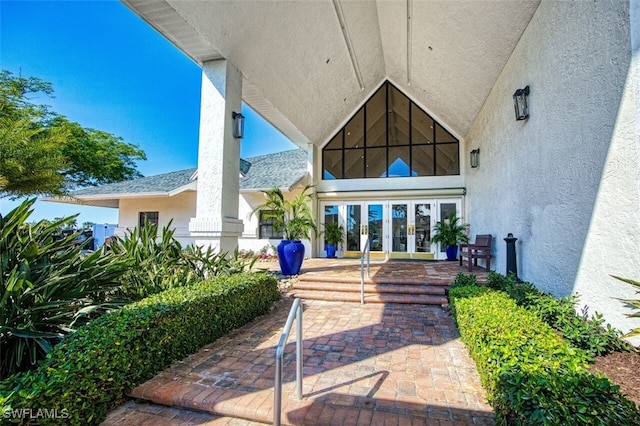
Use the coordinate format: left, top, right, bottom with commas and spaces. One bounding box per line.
122, 0, 541, 147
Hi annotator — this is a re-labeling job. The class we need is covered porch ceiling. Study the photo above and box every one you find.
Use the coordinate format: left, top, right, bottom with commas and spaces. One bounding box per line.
122, 0, 540, 147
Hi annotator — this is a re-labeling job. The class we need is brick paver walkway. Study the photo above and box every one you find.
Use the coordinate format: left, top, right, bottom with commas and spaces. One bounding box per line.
102, 260, 494, 425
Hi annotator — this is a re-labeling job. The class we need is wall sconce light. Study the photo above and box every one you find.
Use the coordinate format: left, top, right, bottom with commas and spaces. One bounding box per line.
470, 148, 480, 168
232, 111, 245, 139
513, 85, 530, 121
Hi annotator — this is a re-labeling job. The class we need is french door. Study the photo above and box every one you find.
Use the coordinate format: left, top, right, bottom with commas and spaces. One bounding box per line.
320, 199, 462, 259
389, 201, 435, 259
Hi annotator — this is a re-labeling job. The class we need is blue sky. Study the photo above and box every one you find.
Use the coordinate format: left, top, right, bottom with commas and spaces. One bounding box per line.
0, 0, 296, 224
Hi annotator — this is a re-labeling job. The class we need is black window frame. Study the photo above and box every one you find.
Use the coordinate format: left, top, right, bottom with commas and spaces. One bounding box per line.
258, 210, 283, 239
322, 81, 459, 179
139, 211, 159, 228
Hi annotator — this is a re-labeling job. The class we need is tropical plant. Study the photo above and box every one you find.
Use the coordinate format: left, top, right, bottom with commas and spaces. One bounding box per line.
107, 221, 259, 301
0, 199, 129, 378
431, 211, 469, 247
611, 275, 640, 338
0, 273, 280, 425
322, 221, 344, 246
253, 184, 317, 240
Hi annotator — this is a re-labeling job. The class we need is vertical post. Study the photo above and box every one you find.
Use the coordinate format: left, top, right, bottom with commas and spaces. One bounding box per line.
189, 59, 244, 253
296, 303, 303, 400
274, 299, 303, 426
274, 354, 282, 426
504, 233, 518, 279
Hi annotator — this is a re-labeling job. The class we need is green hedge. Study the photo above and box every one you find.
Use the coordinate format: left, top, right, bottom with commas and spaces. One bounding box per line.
449, 285, 640, 425
0, 272, 280, 425
484, 272, 631, 357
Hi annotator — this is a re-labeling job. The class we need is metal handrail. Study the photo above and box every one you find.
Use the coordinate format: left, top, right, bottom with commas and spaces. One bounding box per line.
274, 298, 303, 426
360, 234, 371, 304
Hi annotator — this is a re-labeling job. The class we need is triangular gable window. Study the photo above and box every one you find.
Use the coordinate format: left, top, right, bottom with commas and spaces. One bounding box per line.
322, 81, 459, 180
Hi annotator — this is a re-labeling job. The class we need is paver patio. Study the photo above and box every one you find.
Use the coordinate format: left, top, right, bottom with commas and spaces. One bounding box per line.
102, 260, 493, 425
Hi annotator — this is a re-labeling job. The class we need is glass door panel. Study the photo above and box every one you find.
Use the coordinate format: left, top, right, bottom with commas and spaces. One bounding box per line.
322, 205, 340, 257
436, 200, 463, 259
367, 204, 384, 252
414, 202, 432, 254
391, 203, 408, 254
345, 204, 362, 252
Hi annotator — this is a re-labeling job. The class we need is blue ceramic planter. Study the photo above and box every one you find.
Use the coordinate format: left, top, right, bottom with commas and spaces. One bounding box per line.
277, 240, 305, 275
445, 245, 458, 261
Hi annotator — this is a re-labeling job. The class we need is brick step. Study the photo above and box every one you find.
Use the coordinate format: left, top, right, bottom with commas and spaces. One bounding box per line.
287, 289, 448, 305
293, 281, 446, 296
126, 381, 275, 425
297, 273, 451, 287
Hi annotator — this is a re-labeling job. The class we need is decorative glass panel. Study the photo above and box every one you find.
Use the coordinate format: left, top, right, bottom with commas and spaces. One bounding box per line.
344, 148, 364, 179
412, 144, 435, 176
323, 149, 341, 179
325, 131, 343, 150
435, 144, 459, 175
345, 109, 365, 148
411, 104, 434, 145
388, 146, 411, 177
388, 85, 410, 146
366, 86, 387, 147
365, 147, 387, 178
435, 123, 456, 143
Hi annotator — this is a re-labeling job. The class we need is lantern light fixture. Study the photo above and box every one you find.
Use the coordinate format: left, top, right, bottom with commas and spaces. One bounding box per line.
232, 111, 245, 139
513, 85, 530, 121
470, 149, 480, 168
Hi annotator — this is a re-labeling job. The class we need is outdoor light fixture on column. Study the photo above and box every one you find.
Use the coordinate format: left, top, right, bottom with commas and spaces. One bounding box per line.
232, 111, 245, 139
470, 149, 480, 168
513, 85, 530, 121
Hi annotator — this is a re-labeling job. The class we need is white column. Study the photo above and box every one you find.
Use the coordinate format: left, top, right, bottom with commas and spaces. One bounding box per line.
189, 59, 244, 253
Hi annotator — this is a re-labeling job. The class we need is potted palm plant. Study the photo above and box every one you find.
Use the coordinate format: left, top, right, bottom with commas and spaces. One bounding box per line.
432, 211, 469, 261
254, 185, 317, 275
322, 221, 344, 258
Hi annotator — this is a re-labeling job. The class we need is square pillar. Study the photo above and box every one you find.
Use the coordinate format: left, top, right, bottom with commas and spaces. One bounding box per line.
189, 59, 244, 253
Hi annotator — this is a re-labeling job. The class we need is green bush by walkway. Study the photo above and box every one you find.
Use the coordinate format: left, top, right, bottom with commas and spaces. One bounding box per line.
0, 272, 280, 425
484, 272, 630, 358
449, 285, 640, 425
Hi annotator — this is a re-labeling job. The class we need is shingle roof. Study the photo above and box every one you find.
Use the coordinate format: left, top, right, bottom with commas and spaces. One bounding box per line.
68, 149, 307, 197
240, 149, 307, 191
71, 168, 197, 196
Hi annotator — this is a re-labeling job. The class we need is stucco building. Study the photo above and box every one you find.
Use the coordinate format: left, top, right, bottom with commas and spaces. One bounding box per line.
51, 0, 640, 337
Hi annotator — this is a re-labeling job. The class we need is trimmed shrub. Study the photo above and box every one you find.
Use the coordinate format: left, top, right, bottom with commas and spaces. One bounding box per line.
485, 272, 630, 357
0, 272, 280, 425
449, 286, 640, 425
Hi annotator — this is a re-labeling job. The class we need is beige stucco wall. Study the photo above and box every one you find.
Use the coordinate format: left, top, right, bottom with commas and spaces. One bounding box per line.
465, 0, 640, 338
117, 192, 197, 245
116, 188, 311, 256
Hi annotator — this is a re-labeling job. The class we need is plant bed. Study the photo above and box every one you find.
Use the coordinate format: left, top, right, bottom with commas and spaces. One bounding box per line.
589, 350, 640, 408
449, 283, 640, 425
0, 272, 280, 425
